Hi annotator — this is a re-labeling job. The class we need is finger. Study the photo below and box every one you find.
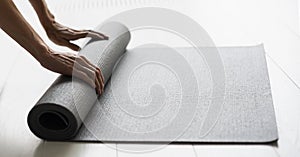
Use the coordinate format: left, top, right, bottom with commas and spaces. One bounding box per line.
88, 30, 109, 40
58, 52, 103, 94
60, 40, 80, 51
67, 42, 81, 51
80, 56, 105, 83
59, 30, 76, 38
95, 67, 104, 93
55, 53, 101, 94
74, 65, 101, 94
67, 31, 90, 40
73, 68, 96, 89
79, 56, 105, 92
74, 56, 103, 94
74, 61, 102, 94
97, 67, 104, 93
59, 28, 108, 41
74, 30, 109, 40
77, 71, 99, 95
52, 37, 81, 51
95, 67, 104, 94
59, 30, 82, 40
75, 57, 104, 94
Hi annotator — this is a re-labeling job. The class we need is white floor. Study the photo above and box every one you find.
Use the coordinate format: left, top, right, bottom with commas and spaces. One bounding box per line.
0, 0, 300, 156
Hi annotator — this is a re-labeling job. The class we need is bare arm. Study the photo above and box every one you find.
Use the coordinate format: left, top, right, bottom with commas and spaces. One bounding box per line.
29, 0, 108, 51
0, 0, 104, 94
0, 0, 48, 61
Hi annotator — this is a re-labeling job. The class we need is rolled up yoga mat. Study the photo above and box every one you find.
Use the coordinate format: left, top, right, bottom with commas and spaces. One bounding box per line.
28, 22, 278, 143
27, 22, 130, 140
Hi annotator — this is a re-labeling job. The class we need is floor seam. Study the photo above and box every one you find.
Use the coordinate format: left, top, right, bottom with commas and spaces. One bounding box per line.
192, 144, 199, 157
116, 143, 119, 157
266, 53, 300, 91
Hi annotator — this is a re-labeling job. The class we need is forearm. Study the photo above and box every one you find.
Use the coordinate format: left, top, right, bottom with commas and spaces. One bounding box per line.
0, 0, 49, 61
29, 0, 54, 29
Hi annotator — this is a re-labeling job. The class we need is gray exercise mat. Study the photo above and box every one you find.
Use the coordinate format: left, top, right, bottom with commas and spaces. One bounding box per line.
28, 22, 278, 143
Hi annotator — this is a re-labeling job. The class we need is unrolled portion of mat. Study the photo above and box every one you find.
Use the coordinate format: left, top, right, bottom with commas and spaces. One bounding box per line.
27, 22, 130, 140
73, 45, 278, 143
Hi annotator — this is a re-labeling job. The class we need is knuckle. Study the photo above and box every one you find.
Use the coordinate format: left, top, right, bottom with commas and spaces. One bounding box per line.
80, 55, 86, 59
75, 56, 82, 61
95, 69, 100, 76
91, 71, 97, 79
78, 56, 86, 61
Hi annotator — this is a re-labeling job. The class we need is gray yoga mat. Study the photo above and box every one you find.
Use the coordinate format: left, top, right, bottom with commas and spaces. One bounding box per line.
28, 22, 278, 143
28, 22, 130, 140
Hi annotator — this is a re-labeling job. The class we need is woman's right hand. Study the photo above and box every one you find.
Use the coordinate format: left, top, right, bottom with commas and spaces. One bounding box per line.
39, 50, 104, 95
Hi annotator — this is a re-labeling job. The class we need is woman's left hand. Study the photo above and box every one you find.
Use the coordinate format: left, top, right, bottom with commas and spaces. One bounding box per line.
44, 21, 108, 51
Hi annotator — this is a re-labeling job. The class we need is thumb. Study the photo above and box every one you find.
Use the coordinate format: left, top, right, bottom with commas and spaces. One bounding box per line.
66, 41, 81, 51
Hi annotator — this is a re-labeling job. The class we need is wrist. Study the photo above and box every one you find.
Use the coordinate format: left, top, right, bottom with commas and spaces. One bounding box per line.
31, 42, 53, 62
40, 15, 55, 30
29, 0, 55, 30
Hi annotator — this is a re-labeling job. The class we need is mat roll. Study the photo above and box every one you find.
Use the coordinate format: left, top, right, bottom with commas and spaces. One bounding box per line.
27, 22, 131, 140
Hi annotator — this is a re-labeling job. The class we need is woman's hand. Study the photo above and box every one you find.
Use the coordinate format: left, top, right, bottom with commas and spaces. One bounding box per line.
44, 21, 108, 51
40, 50, 105, 95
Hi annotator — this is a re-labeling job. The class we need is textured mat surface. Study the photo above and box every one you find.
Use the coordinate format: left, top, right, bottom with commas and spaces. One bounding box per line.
28, 23, 278, 143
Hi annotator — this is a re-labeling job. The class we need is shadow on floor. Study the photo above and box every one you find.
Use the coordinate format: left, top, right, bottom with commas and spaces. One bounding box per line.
33, 141, 81, 157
